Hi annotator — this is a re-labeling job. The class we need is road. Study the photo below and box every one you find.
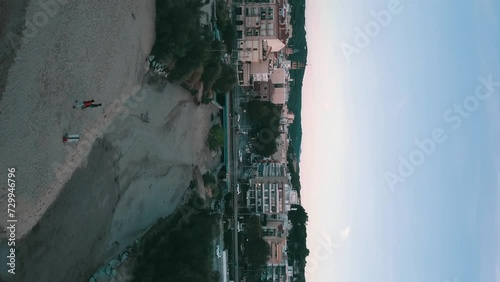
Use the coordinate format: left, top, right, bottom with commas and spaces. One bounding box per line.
226, 1, 251, 281
225, 88, 240, 282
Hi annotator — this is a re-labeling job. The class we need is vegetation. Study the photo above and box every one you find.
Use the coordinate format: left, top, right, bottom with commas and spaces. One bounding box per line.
215, 0, 235, 53
133, 195, 219, 282
202, 57, 223, 92
243, 100, 282, 157
287, 204, 309, 282
213, 64, 237, 93
287, 0, 307, 159
202, 172, 217, 189
188, 180, 197, 190
285, 1, 308, 279
207, 124, 224, 150
287, 144, 301, 194
201, 93, 213, 104
244, 216, 270, 282
153, 0, 206, 79
152, 0, 237, 94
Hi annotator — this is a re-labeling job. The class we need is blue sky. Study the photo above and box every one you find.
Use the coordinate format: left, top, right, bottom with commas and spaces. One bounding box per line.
301, 0, 500, 281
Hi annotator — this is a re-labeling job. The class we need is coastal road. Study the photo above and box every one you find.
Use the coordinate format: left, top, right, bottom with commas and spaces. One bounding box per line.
225, 89, 240, 282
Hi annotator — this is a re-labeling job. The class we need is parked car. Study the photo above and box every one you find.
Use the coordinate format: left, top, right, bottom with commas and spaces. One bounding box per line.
216, 245, 221, 258
236, 183, 241, 194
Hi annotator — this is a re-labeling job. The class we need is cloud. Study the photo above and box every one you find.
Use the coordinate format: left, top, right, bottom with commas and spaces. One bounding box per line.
341, 226, 351, 241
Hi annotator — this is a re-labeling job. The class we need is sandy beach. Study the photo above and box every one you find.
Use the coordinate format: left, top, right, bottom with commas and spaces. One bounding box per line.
0, 0, 156, 239
0, 0, 219, 281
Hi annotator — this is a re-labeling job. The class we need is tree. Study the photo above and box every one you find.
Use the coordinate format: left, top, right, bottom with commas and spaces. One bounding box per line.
245, 238, 270, 282
202, 58, 222, 91
207, 125, 224, 150
287, 204, 309, 276
246, 215, 263, 240
132, 195, 218, 282
202, 172, 216, 188
249, 130, 279, 157
288, 204, 308, 225
243, 100, 282, 157
213, 64, 237, 93
245, 238, 270, 267
244, 100, 281, 124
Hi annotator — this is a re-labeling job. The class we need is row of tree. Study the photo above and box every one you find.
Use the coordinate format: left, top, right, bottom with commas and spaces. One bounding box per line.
287, 204, 309, 281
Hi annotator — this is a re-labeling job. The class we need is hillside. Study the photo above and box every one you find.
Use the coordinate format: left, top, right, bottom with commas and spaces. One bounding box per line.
287, 0, 307, 163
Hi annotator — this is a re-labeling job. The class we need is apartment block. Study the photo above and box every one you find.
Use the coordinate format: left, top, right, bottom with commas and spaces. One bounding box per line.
261, 218, 293, 282
247, 176, 288, 214
256, 162, 287, 177
235, 0, 291, 87
246, 176, 298, 214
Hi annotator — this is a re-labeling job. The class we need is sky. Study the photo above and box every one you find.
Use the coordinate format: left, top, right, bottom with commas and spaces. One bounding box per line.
300, 0, 500, 281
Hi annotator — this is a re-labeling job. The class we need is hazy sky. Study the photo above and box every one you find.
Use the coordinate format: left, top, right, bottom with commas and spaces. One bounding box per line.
301, 0, 500, 281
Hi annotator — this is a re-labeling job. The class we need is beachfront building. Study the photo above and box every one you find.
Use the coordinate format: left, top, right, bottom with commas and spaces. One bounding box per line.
235, 0, 291, 86
246, 176, 298, 215
246, 176, 287, 215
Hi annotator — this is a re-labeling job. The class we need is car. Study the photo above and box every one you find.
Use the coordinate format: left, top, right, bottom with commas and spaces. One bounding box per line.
237, 114, 241, 122
236, 184, 241, 194
237, 222, 242, 232
216, 245, 221, 258
238, 150, 243, 162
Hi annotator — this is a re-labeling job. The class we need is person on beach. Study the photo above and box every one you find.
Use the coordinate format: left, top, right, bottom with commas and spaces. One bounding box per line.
73, 100, 101, 109
73, 99, 94, 109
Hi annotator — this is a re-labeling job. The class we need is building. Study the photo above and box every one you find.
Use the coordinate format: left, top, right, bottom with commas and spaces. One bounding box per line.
256, 162, 287, 177
235, 0, 285, 86
246, 176, 289, 214
290, 61, 305, 69
261, 217, 293, 282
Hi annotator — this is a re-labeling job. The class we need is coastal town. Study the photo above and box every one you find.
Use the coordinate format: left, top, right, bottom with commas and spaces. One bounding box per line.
215, 0, 307, 281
